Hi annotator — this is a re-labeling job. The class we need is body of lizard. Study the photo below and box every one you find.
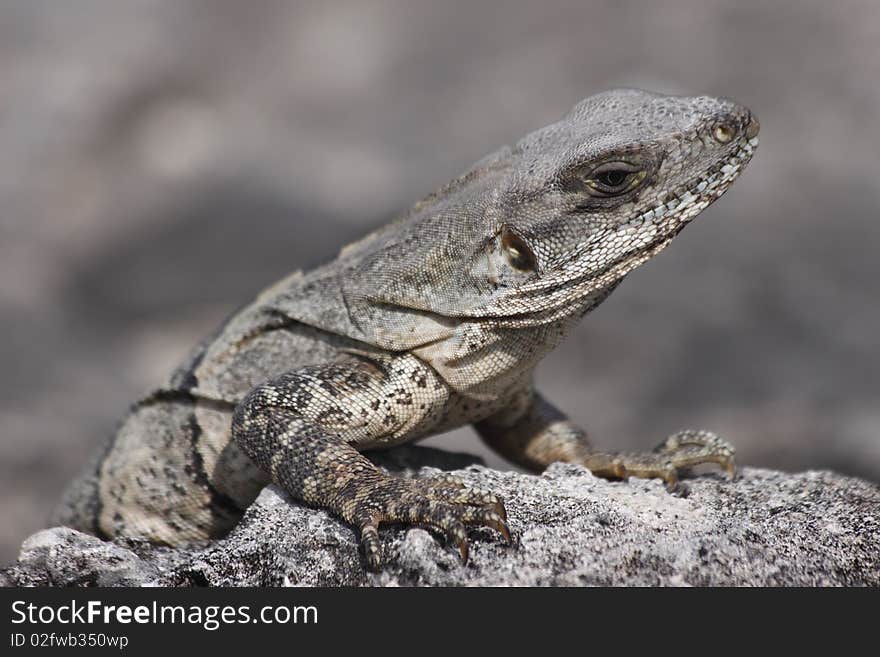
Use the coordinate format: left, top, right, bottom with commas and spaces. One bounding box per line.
53, 89, 759, 569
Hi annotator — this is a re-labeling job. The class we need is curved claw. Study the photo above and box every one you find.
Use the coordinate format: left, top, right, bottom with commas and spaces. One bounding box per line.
723, 457, 737, 480
492, 519, 512, 544
475, 510, 512, 544
663, 471, 680, 493
458, 537, 470, 565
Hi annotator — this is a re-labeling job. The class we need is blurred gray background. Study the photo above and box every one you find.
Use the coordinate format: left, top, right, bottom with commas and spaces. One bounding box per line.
2, 0, 879, 563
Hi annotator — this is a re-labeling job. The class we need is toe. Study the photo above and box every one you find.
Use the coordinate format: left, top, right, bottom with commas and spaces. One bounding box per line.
359, 522, 383, 571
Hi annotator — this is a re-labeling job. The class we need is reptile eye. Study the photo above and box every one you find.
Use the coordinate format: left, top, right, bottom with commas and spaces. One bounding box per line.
583, 162, 647, 197
501, 227, 537, 272
596, 170, 629, 187
713, 123, 735, 144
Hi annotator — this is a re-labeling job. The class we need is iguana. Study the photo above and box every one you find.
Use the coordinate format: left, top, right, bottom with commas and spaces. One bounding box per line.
53, 89, 759, 569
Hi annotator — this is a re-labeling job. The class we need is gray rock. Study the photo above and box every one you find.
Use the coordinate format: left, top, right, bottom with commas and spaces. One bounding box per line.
3, 447, 878, 587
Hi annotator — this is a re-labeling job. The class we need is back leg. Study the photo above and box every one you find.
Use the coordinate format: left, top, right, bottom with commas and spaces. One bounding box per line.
53, 394, 268, 545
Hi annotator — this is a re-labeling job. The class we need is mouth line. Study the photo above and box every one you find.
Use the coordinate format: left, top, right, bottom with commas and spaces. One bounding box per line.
624, 135, 759, 231
580, 135, 759, 292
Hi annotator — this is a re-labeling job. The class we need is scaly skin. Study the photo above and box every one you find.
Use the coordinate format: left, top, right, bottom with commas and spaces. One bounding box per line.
53, 89, 759, 570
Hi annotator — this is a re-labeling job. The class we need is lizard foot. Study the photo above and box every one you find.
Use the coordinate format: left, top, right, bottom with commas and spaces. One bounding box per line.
349, 474, 510, 570
580, 429, 736, 494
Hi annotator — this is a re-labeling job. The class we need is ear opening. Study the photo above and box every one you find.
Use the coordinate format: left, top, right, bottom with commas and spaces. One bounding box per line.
500, 225, 538, 273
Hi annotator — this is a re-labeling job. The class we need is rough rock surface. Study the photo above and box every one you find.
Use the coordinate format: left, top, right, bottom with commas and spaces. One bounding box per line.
2, 447, 878, 587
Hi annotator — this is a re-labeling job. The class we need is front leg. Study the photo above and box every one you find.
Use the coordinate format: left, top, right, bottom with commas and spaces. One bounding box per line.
232, 354, 509, 570
475, 387, 735, 492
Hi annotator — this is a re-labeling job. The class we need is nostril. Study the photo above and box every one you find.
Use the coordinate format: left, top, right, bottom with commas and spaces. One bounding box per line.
746, 115, 760, 139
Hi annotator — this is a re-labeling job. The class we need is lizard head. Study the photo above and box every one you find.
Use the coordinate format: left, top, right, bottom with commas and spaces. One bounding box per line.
280, 89, 758, 365
474, 88, 759, 324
